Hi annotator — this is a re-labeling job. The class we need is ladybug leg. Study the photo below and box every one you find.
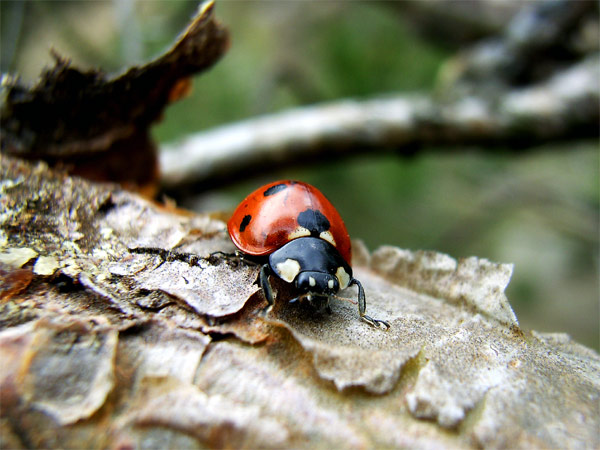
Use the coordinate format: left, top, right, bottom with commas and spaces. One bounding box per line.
207, 250, 236, 259
235, 250, 262, 266
259, 264, 275, 309
207, 250, 261, 267
350, 278, 390, 330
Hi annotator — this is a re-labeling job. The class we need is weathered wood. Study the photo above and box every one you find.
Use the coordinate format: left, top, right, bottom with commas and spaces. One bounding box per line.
1, 155, 598, 449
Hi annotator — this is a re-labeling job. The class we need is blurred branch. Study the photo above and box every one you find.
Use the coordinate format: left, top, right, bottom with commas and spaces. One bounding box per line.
1, 1, 228, 195
161, 0, 598, 193
387, 0, 525, 47
442, 0, 598, 92
160, 54, 599, 192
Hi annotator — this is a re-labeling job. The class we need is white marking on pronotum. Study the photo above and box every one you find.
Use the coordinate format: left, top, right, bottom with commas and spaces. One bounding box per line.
309, 276, 316, 287
319, 231, 336, 247
276, 258, 301, 283
336, 266, 350, 289
328, 279, 335, 290
288, 226, 311, 240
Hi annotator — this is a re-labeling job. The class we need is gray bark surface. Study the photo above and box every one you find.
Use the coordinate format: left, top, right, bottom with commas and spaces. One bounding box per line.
1, 156, 598, 449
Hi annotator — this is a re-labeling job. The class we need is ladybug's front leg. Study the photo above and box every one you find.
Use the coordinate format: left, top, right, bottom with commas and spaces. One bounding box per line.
207, 250, 261, 267
350, 278, 390, 330
259, 264, 275, 309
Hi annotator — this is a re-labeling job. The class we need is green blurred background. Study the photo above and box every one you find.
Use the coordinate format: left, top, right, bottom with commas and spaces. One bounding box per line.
2, 0, 598, 349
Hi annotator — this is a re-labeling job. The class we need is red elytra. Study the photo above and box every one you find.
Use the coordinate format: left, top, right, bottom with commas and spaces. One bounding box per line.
227, 180, 352, 265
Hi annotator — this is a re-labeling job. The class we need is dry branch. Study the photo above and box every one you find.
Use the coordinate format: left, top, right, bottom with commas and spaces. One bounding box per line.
1, 1, 228, 194
160, 54, 599, 191
1, 155, 598, 448
161, 0, 599, 192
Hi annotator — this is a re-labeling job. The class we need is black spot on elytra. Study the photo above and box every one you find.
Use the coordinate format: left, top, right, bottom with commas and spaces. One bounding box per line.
263, 183, 288, 196
297, 209, 330, 235
239, 214, 252, 232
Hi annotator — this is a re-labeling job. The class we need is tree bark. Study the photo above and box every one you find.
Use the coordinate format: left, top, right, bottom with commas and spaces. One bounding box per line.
1, 155, 598, 449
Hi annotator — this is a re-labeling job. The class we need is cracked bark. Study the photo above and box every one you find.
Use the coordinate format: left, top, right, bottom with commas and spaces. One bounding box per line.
1, 155, 598, 449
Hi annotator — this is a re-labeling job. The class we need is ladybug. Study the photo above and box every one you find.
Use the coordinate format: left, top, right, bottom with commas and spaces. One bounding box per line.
228, 180, 390, 329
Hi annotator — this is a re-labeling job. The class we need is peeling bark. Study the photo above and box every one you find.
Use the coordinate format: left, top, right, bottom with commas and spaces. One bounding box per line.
1, 156, 598, 449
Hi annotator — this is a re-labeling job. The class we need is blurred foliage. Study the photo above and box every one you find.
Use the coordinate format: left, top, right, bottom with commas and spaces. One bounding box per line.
1, 0, 598, 350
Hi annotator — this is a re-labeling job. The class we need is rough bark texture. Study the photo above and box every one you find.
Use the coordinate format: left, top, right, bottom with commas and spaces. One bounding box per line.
1, 155, 598, 449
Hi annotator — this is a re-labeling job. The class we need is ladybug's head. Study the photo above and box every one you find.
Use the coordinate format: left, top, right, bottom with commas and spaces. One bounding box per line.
295, 271, 339, 296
